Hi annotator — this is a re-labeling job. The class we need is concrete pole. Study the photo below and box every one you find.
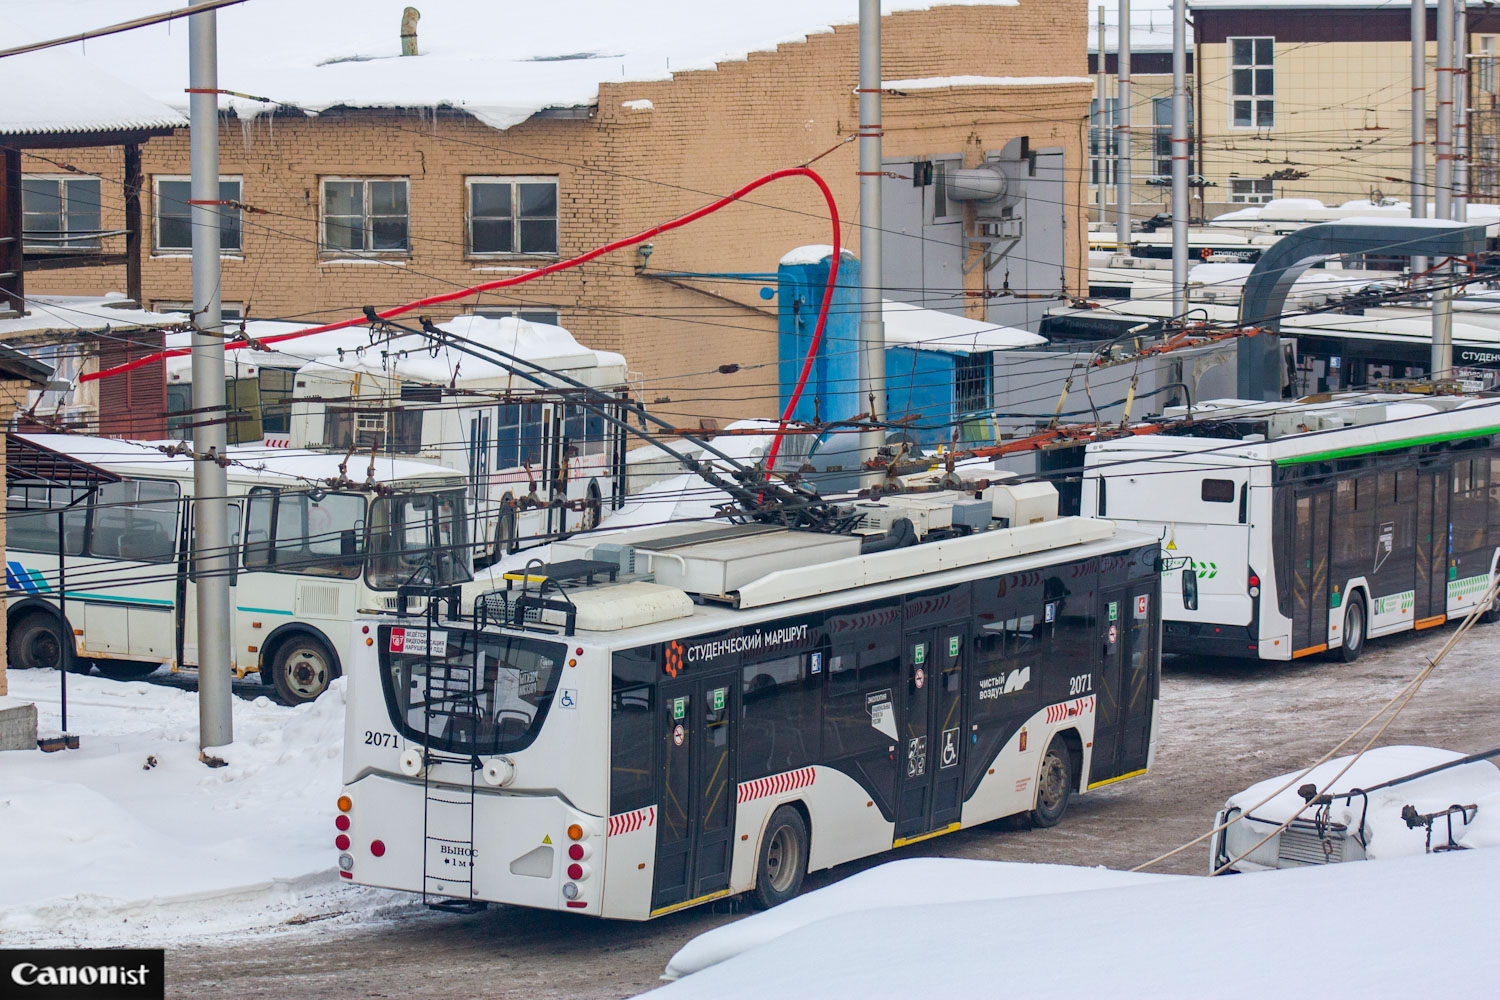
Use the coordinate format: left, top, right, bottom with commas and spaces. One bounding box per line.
1171, 0, 1189, 315
1455, 0, 1469, 221
857, 0, 885, 478
190, 0, 232, 751
1435, 0, 1455, 377
1097, 6, 1109, 229
1412, 0, 1427, 274
1116, 0, 1132, 248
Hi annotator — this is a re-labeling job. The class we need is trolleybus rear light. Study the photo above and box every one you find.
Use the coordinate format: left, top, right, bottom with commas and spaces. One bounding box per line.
562, 881, 580, 900
568, 843, 585, 861
567, 863, 583, 880
338, 853, 354, 872
336, 834, 350, 851
337, 796, 352, 812
335, 814, 350, 831
370, 840, 386, 857
567, 824, 583, 841
566, 901, 587, 908
362, 626, 370, 634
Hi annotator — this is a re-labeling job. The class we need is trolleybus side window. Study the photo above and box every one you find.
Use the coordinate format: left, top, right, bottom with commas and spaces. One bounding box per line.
1453, 456, 1489, 553
1201, 479, 1235, 503
241, 487, 366, 578
611, 646, 657, 814
378, 626, 564, 755
90, 480, 180, 562
740, 653, 819, 779
6, 483, 89, 555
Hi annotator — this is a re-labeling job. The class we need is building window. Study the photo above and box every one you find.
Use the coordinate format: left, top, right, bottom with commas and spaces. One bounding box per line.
467, 177, 558, 255
1151, 96, 1195, 179
21, 175, 102, 252
322, 178, 409, 254
473, 306, 561, 326
1230, 179, 1274, 204
1229, 36, 1274, 128
154, 302, 245, 324
154, 177, 242, 253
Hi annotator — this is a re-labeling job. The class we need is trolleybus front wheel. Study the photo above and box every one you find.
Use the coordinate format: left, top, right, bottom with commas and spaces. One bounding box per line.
1029, 741, 1073, 828
1336, 596, 1365, 663
752, 805, 808, 909
8, 611, 83, 672
265, 634, 338, 705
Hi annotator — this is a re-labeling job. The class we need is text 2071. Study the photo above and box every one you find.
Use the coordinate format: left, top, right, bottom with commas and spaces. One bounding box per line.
364, 730, 399, 748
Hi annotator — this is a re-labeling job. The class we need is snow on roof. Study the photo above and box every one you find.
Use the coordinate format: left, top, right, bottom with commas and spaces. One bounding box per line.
1087, 19, 1181, 55
1191, 0, 1443, 8
882, 300, 1044, 354
0, 31, 186, 135
0, 294, 188, 338
163, 323, 381, 382
0, 1, 1018, 132
296, 314, 627, 385
779, 245, 856, 267
884, 76, 1092, 90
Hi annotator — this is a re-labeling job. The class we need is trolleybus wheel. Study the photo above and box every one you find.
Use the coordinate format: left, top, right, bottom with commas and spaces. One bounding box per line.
496, 494, 518, 556
752, 805, 808, 909
1336, 596, 1365, 663
266, 634, 338, 705
94, 660, 160, 681
1481, 597, 1500, 625
1029, 741, 1073, 828
8, 611, 64, 671
584, 480, 603, 531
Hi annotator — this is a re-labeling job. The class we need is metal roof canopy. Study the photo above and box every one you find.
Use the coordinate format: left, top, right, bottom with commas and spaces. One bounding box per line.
1237, 220, 1489, 399
5, 432, 122, 487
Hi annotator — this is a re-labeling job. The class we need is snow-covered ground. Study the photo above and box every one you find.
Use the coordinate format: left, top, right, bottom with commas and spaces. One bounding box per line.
0, 670, 418, 947
655, 850, 1500, 998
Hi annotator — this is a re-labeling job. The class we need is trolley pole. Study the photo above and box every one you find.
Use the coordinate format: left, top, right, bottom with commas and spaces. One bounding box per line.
1171, 0, 1189, 315
857, 0, 886, 485
1096, 6, 1109, 230
1435, 0, 1455, 378
1412, 0, 1428, 275
190, 0, 233, 752
1115, 0, 1132, 249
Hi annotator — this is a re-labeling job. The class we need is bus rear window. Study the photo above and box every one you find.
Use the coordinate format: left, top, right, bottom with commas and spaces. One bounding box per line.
378, 626, 564, 756
1201, 479, 1235, 503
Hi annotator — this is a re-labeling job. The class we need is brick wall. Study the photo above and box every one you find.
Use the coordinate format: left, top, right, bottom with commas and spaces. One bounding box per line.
23, 1, 1090, 425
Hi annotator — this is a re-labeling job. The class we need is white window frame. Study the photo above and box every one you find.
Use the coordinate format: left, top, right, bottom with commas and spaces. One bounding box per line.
21, 173, 104, 253
472, 306, 562, 326
1227, 36, 1275, 130
465, 175, 560, 257
153, 175, 244, 255
1230, 179, 1274, 204
320, 176, 410, 256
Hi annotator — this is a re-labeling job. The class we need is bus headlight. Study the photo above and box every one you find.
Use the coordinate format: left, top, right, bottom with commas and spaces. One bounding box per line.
399, 748, 426, 777
482, 756, 516, 787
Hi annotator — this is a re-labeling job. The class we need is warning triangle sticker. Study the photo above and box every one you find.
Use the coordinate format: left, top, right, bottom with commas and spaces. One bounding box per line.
1166, 538, 1177, 550
542, 834, 552, 845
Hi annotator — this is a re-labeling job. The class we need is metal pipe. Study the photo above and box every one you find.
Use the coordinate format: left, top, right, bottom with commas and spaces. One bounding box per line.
1412, 0, 1428, 274
1097, 6, 1109, 231
858, 0, 886, 482
1116, 0, 1132, 249
190, 0, 232, 751
1435, 0, 1455, 377
1456, 0, 1469, 221
1171, 0, 1189, 315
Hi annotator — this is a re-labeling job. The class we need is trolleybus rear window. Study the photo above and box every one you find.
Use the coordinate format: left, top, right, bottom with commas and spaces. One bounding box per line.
378, 626, 564, 756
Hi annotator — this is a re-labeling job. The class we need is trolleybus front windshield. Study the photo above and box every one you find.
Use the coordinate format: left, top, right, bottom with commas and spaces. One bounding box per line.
366, 489, 472, 590
377, 626, 564, 755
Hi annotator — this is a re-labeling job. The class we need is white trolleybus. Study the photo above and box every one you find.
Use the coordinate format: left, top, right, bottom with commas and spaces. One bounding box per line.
1082, 394, 1500, 662
336, 483, 1162, 918
5, 432, 471, 704
289, 315, 630, 566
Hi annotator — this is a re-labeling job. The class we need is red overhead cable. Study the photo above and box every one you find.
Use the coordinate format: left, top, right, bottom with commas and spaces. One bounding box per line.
81, 167, 842, 472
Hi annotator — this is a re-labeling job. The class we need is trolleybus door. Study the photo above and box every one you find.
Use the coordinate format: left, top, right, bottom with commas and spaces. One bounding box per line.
1292, 490, 1332, 652
1415, 469, 1450, 622
1093, 584, 1156, 781
652, 672, 737, 911
895, 625, 967, 841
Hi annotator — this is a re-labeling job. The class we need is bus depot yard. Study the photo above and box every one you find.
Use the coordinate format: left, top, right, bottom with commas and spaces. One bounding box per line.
2, 616, 1496, 997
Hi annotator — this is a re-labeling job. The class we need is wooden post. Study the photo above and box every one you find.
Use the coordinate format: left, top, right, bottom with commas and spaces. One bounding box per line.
0, 147, 23, 314
124, 142, 143, 306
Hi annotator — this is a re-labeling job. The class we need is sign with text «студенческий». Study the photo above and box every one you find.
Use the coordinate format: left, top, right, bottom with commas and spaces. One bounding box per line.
3, 949, 164, 1000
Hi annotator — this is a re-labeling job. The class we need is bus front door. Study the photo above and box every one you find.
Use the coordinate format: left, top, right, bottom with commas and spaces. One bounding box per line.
895, 625, 967, 843
652, 672, 737, 913
1292, 490, 1332, 653
1415, 469, 1450, 622
1093, 584, 1157, 782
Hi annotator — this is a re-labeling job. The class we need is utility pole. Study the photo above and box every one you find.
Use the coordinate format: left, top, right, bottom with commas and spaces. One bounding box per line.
1096, 6, 1109, 229
190, 0, 232, 753
1115, 0, 1132, 249
1171, 0, 1189, 315
1455, 0, 1469, 222
857, 0, 885, 482
1435, 0, 1455, 378
1412, 0, 1427, 275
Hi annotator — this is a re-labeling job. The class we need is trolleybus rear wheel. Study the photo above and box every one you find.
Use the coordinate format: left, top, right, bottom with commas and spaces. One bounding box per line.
1336, 596, 1365, 663
752, 805, 808, 909
8, 611, 64, 671
266, 634, 338, 705
1029, 741, 1073, 828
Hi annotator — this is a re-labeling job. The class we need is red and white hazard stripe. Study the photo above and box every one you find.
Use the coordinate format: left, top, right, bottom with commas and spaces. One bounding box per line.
1044, 696, 1096, 725
607, 805, 657, 837
736, 766, 816, 804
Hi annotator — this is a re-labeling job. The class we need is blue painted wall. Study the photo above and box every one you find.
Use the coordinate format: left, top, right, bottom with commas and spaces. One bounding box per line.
777, 252, 861, 424
885, 346, 957, 446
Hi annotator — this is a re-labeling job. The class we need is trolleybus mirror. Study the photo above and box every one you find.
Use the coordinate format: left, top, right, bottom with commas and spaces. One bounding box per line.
1181, 568, 1199, 611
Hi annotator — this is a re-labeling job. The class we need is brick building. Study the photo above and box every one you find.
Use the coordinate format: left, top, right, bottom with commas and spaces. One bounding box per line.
8, 0, 1093, 426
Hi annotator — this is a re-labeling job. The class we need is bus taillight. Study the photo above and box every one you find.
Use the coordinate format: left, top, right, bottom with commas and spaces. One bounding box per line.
336, 834, 350, 851
335, 814, 350, 831
1248, 573, 1260, 597
370, 840, 387, 857
567, 842, 591, 861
